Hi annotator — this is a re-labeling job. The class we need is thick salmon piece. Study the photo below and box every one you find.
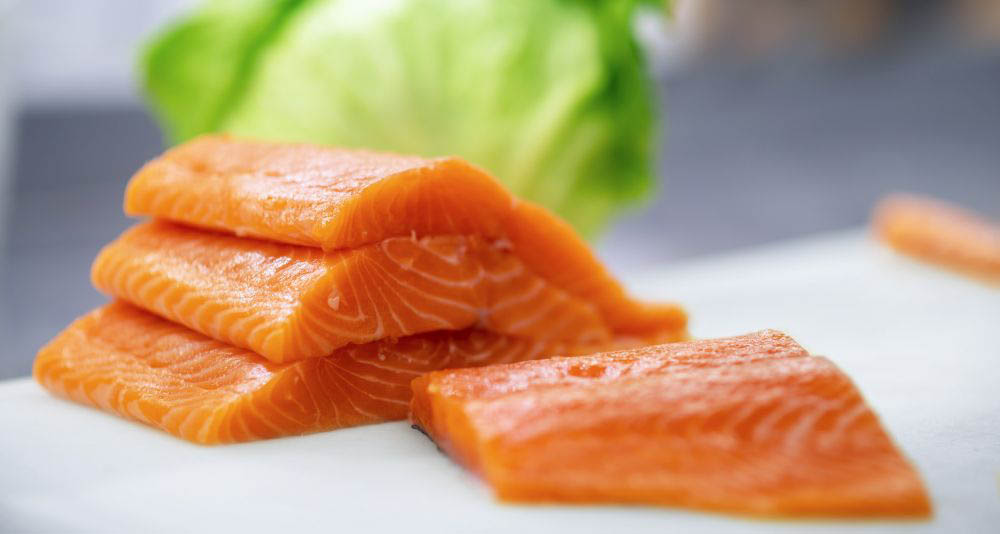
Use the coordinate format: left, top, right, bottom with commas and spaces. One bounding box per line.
92, 222, 683, 363
34, 302, 643, 445
411, 331, 931, 518
124, 135, 685, 336
873, 194, 1000, 284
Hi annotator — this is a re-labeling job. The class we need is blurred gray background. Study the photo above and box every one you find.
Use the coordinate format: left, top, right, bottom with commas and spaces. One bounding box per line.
0, 0, 998, 379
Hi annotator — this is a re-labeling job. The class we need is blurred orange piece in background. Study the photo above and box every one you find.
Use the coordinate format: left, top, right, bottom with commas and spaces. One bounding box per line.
873, 194, 1000, 284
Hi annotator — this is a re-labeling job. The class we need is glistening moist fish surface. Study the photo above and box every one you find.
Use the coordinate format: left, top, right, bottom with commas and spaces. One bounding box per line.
411, 331, 932, 518
93, 221, 630, 363
123, 135, 688, 339
34, 301, 673, 444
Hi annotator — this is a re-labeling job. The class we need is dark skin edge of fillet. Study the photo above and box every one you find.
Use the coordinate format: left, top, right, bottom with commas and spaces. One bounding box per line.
411, 424, 446, 455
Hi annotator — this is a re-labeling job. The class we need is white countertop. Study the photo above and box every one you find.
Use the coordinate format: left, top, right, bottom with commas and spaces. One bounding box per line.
2, 230, 998, 533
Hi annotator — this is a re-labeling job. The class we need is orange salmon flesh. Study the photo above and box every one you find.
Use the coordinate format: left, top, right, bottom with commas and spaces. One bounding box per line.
873, 193, 1000, 284
410, 331, 931, 518
124, 135, 687, 337
34, 302, 674, 445
92, 221, 684, 363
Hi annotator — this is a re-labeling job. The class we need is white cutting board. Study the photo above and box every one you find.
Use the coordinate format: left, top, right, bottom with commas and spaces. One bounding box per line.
1, 230, 997, 533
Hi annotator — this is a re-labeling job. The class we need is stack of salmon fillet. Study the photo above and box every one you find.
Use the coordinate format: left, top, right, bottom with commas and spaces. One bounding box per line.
34, 135, 687, 443
35, 135, 930, 519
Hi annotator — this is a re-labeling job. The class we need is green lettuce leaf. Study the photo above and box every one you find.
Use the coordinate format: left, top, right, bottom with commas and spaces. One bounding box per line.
141, 0, 660, 237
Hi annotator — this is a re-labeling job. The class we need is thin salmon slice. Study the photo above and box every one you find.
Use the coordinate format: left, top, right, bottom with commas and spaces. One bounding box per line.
92, 222, 683, 363
873, 194, 1000, 284
33, 301, 662, 445
124, 135, 685, 336
410, 331, 931, 518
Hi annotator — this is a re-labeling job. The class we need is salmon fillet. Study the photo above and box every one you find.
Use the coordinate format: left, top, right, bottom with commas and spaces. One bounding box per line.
124, 135, 685, 336
410, 331, 931, 518
873, 194, 1000, 284
92, 222, 683, 363
33, 302, 670, 445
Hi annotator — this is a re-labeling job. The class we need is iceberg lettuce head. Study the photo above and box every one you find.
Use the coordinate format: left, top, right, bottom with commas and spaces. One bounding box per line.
143, 0, 662, 237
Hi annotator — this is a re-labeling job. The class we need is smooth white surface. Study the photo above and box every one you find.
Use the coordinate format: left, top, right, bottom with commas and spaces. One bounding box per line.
1, 230, 997, 533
